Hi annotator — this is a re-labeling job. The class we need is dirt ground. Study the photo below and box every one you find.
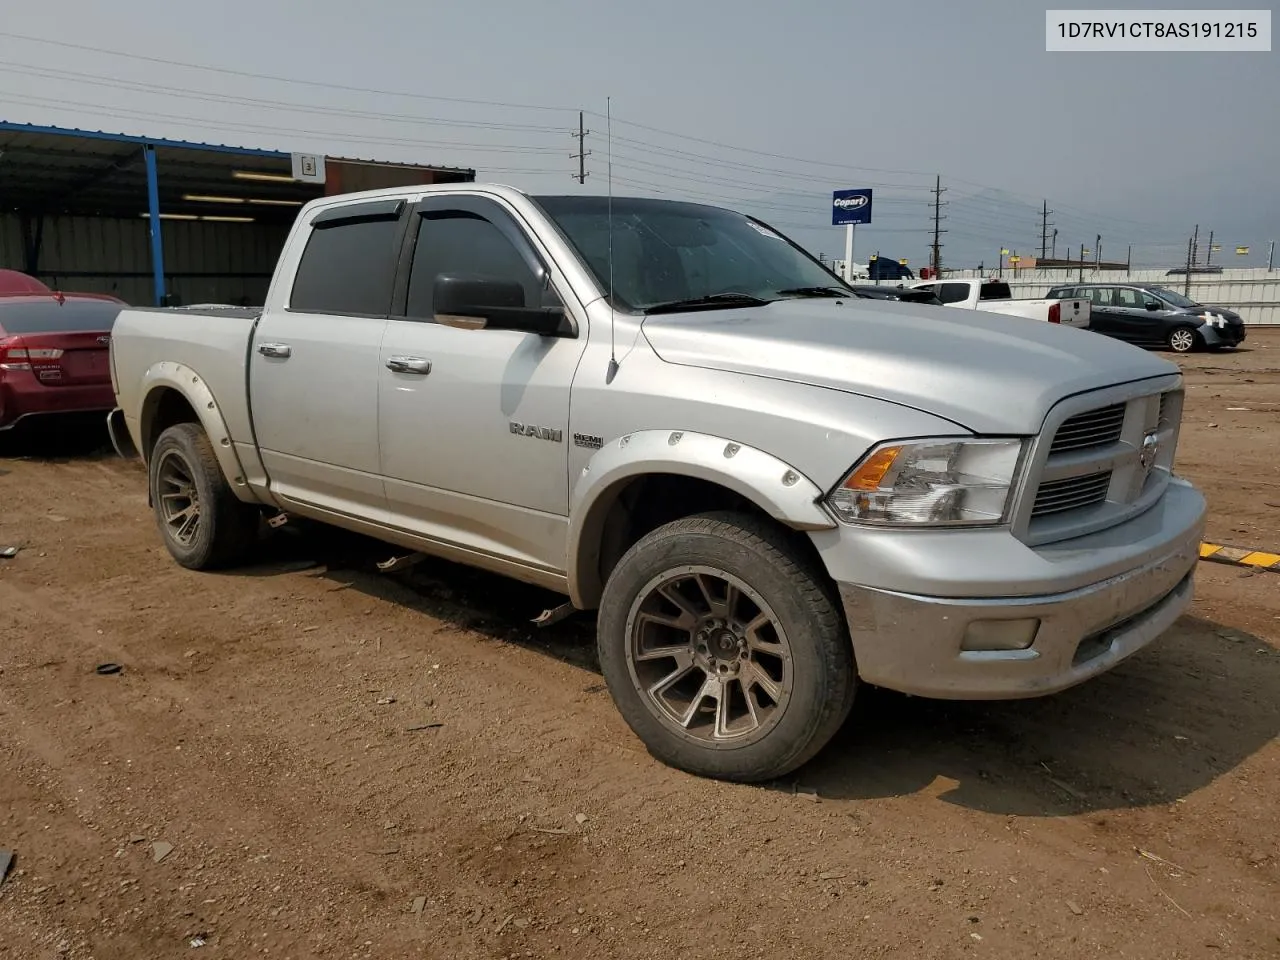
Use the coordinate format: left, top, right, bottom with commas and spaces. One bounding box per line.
1, 331, 1278, 960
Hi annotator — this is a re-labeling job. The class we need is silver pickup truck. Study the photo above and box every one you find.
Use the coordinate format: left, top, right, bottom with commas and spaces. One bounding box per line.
108, 184, 1206, 783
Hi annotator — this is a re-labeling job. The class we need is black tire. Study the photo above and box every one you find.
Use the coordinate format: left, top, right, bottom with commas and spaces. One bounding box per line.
1167, 326, 1197, 353
148, 422, 260, 570
597, 511, 856, 783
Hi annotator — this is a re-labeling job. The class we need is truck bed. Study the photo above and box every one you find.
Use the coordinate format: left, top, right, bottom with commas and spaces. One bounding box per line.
110, 305, 262, 461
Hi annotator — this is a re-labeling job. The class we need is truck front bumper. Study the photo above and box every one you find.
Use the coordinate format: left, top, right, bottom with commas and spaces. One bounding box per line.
821, 479, 1206, 700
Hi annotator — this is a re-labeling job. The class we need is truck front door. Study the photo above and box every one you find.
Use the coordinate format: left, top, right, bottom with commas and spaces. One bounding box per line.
376, 194, 588, 576
248, 198, 405, 518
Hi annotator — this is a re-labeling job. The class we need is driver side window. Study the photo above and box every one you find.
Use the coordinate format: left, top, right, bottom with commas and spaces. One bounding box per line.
405, 208, 560, 322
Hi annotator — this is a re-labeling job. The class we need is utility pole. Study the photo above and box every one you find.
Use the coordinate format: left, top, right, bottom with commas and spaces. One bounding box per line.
1078, 245, 1085, 284
1126, 244, 1132, 274
1039, 200, 1054, 260
1191, 224, 1199, 268
1269, 240, 1275, 271
930, 174, 947, 277
1184, 236, 1194, 297
1095, 234, 1101, 271
1051, 228, 1057, 259
1205, 229, 1214, 267
571, 111, 591, 185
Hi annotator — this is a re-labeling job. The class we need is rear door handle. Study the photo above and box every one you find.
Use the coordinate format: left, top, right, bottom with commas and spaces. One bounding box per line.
386, 356, 432, 375
257, 342, 292, 359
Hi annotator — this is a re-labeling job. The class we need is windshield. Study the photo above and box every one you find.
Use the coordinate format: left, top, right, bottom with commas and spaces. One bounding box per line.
1148, 286, 1200, 309
532, 195, 849, 312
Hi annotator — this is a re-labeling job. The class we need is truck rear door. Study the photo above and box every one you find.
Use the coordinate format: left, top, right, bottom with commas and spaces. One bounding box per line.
247, 198, 406, 518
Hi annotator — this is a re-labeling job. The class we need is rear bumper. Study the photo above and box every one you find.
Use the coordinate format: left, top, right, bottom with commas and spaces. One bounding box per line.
0, 376, 115, 430
824, 479, 1206, 700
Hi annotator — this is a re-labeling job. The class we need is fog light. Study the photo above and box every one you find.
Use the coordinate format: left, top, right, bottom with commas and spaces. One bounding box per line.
961, 618, 1040, 652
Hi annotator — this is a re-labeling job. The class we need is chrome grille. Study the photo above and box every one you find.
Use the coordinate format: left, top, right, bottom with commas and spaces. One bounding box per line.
1158, 391, 1172, 427
1049, 403, 1126, 454
1031, 470, 1112, 517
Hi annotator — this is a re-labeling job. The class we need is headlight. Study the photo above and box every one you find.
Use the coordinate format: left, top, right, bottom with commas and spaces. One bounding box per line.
826, 438, 1026, 526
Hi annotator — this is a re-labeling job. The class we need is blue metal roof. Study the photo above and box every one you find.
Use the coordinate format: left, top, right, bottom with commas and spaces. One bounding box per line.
0, 121, 290, 158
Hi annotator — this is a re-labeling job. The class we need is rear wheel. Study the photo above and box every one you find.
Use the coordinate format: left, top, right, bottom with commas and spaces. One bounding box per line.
597, 511, 856, 783
149, 422, 260, 570
1168, 327, 1197, 353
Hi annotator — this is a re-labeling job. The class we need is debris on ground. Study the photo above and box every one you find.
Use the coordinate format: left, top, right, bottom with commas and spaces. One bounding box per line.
405, 723, 443, 732
1066, 900, 1084, 916
574, 813, 589, 825
151, 841, 174, 863
375, 697, 396, 705
819, 871, 847, 880
95, 663, 123, 676
0, 849, 14, 886
0, 546, 19, 559
411, 896, 426, 915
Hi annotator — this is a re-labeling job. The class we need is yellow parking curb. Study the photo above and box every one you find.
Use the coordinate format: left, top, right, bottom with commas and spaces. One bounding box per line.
1199, 542, 1280, 572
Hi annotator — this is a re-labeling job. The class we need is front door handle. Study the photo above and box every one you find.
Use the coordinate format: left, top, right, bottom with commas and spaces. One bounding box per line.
257, 342, 292, 359
386, 356, 432, 375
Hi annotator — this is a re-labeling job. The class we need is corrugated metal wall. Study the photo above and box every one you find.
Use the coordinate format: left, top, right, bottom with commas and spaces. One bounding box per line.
948, 267, 1280, 325
0, 214, 292, 306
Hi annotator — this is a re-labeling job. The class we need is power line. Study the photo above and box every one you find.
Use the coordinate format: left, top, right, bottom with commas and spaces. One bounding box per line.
0, 30, 578, 114
0, 89, 567, 156
0, 61, 571, 133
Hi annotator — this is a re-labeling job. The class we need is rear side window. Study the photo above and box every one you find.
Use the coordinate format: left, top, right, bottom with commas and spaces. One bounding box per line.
1117, 288, 1141, 307
290, 211, 402, 316
978, 281, 1012, 300
938, 283, 971, 304
0, 298, 123, 334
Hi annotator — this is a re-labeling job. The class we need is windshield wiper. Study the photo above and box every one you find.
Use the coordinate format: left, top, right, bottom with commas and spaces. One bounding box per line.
643, 292, 773, 315
774, 286, 851, 298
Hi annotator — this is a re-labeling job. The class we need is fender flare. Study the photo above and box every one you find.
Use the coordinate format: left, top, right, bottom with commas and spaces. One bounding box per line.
137, 361, 257, 505
566, 429, 836, 608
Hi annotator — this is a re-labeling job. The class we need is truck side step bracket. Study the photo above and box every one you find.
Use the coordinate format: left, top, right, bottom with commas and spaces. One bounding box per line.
376, 553, 425, 574
533, 602, 577, 628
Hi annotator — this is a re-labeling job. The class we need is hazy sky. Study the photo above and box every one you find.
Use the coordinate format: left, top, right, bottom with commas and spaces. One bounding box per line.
1, 0, 1276, 268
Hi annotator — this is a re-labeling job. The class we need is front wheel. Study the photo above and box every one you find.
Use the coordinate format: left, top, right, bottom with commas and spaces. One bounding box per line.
149, 422, 260, 570
597, 511, 856, 783
1168, 327, 1197, 353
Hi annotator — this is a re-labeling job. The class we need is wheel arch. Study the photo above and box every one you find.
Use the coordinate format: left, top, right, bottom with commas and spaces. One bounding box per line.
138, 362, 256, 506
566, 430, 836, 609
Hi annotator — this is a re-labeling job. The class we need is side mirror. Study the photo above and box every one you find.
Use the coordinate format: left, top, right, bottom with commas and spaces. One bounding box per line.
432, 275, 571, 336
1145, 301, 1161, 311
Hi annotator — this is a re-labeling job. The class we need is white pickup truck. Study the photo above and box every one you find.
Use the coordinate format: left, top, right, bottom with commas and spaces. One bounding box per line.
910, 278, 1091, 328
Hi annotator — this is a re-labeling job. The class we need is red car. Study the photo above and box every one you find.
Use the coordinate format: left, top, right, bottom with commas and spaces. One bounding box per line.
0, 276, 126, 432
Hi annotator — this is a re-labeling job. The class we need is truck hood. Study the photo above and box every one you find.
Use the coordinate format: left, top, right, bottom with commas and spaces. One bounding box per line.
641, 298, 1178, 434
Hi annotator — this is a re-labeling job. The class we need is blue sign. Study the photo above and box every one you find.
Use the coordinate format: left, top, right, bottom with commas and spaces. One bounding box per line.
832, 189, 873, 226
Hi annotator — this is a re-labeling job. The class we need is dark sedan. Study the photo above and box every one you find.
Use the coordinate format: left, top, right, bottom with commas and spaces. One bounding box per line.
1045, 282, 1246, 353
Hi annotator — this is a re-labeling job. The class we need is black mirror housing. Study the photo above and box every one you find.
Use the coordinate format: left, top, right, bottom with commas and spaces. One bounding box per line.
433, 275, 572, 336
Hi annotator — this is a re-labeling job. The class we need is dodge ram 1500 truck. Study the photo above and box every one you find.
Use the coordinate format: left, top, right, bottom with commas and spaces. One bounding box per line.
107, 184, 1206, 783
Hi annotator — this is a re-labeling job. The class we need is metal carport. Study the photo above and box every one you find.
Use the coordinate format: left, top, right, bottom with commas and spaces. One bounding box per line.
0, 122, 475, 306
